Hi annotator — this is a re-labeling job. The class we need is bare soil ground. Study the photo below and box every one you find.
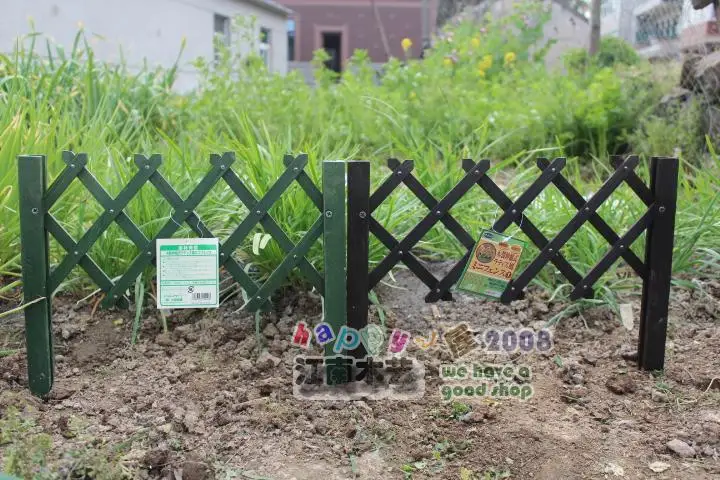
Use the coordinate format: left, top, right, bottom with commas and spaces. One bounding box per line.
1, 264, 719, 479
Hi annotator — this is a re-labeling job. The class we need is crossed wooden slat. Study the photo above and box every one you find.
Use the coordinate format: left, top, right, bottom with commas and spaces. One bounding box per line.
44, 151, 324, 312
497, 155, 648, 303
370, 155, 657, 305
368, 159, 489, 302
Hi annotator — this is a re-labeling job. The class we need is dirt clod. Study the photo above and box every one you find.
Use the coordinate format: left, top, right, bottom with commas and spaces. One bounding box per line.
263, 323, 280, 338
155, 333, 175, 347
142, 448, 170, 474
49, 385, 76, 401
182, 460, 213, 480
651, 390, 669, 403
606, 375, 637, 395
255, 351, 281, 371
314, 419, 329, 434
620, 349, 639, 361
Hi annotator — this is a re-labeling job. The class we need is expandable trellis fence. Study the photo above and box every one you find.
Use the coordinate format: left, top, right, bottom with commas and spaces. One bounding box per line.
17, 152, 678, 398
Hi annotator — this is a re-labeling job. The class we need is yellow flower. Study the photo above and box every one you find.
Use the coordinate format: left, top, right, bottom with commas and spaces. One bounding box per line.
401, 38, 413, 51
477, 69, 486, 78
504, 52, 516, 64
479, 55, 493, 71
409, 91, 417, 99
471, 37, 480, 49
443, 57, 453, 67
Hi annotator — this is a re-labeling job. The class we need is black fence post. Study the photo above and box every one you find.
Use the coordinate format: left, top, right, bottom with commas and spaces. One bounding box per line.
18, 155, 54, 397
638, 156, 679, 371
347, 161, 370, 359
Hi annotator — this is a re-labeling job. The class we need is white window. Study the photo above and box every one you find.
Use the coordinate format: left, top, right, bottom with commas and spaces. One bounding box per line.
260, 27, 271, 69
214, 14, 231, 62
287, 19, 296, 61
601, 0, 616, 17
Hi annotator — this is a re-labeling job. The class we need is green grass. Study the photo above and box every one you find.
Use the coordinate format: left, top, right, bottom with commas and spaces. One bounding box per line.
0, 7, 718, 309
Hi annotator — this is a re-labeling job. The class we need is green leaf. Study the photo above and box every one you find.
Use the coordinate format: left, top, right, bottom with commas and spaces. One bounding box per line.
259, 233, 272, 251
131, 273, 144, 345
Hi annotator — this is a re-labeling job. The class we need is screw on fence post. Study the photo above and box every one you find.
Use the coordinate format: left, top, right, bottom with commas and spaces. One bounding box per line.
18, 155, 54, 397
638, 156, 679, 372
347, 161, 369, 360
323, 161, 348, 385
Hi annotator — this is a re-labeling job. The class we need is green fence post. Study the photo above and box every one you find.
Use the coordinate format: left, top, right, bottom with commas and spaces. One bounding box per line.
322, 161, 347, 386
17, 155, 54, 397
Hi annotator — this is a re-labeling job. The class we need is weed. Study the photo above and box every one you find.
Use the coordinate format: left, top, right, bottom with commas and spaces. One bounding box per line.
0, 407, 53, 479
450, 401, 471, 419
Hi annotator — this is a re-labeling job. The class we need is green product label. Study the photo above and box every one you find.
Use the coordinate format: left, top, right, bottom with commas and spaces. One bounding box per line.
156, 238, 219, 309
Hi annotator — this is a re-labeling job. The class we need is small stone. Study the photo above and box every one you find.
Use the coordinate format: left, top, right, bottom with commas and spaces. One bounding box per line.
346, 425, 357, 438
606, 375, 637, 395
71, 368, 80, 375
153, 423, 170, 435
567, 385, 589, 400
702, 446, 716, 457
61, 328, 73, 340
531, 320, 547, 331
648, 461, 670, 473
702, 412, 720, 424
602, 463, 624, 477
667, 439, 695, 458
355, 401, 373, 413
565, 407, 581, 419
460, 411, 486, 423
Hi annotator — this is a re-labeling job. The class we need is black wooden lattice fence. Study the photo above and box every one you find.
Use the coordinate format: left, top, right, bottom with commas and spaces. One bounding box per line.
346, 155, 678, 372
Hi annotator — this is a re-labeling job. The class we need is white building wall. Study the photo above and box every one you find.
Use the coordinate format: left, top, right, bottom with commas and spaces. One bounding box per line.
0, 0, 288, 92
541, 1, 590, 68
601, 0, 623, 38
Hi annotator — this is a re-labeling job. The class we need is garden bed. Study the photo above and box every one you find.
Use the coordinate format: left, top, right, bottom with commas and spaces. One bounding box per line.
1, 264, 719, 479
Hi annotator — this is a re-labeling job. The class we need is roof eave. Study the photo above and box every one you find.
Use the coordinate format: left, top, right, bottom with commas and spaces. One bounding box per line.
243, 0, 293, 17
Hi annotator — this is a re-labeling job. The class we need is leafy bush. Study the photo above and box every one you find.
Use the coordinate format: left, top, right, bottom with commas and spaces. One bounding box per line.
564, 36, 641, 71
